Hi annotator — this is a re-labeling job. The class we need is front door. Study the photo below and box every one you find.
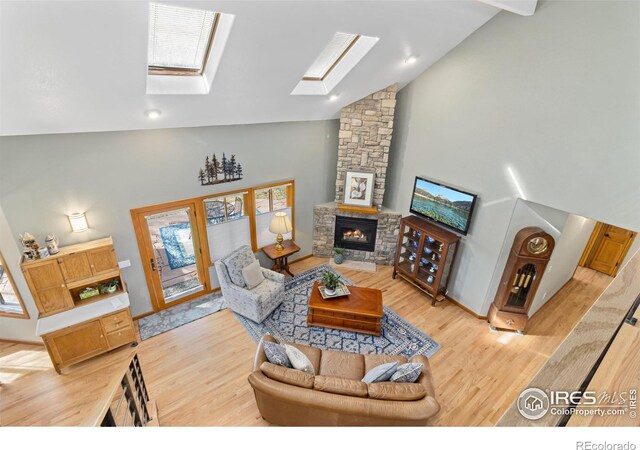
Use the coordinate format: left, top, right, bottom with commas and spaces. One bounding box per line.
583, 223, 637, 276
131, 201, 209, 311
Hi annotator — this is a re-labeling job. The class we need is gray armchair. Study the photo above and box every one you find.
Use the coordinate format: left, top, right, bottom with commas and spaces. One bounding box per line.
214, 245, 285, 323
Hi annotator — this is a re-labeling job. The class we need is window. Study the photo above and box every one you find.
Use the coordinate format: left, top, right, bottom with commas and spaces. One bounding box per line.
204, 194, 245, 225
254, 184, 291, 215
0, 251, 29, 319
302, 32, 360, 81
148, 3, 219, 76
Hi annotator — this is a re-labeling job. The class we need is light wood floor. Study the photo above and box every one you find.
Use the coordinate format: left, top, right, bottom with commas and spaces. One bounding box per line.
0, 258, 612, 426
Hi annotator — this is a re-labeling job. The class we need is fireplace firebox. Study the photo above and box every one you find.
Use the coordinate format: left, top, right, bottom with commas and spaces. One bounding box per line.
334, 216, 378, 252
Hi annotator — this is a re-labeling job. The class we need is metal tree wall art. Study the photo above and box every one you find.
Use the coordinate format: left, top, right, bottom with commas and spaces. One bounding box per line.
198, 153, 243, 186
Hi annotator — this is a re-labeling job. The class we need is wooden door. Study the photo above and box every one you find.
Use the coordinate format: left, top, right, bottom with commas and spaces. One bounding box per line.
583, 224, 637, 276
131, 200, 210, 312
46, 320, 108, 366
22, 261, 74, 315
58, 252, 93, 283
87, 246, 119, 275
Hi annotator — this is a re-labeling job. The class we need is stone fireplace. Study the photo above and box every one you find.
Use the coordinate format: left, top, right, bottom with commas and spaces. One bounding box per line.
313, 84, 402, 265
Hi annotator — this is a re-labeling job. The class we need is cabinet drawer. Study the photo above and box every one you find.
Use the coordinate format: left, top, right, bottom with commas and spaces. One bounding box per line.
102, 310, 132, 333
106, 327, 135, 349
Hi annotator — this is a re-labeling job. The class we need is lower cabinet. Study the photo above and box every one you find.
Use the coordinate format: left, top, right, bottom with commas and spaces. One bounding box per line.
42, 309, 137, 374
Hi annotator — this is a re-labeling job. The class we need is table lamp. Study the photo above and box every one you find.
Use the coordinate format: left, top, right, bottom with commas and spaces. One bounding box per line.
269, 212, 292, 251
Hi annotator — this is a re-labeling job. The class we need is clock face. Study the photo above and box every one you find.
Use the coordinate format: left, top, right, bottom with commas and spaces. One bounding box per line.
527, 237, 549, 255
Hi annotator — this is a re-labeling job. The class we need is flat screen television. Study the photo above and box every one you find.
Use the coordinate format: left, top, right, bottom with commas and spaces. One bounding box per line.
410, 176, 477, 235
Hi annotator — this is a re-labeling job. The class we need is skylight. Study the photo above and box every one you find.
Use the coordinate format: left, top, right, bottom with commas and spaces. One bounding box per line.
148, 3, 219, 75
303, 32, 360, 81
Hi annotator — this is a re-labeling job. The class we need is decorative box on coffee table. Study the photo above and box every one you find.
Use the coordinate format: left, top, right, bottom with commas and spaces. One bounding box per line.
393, 216, 460, 306
307, 281, 383, 336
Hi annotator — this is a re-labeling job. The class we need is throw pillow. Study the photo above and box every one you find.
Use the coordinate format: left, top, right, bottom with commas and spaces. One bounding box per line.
361, 361, 399, 384
284, 344, 315, 375
242, 260, 265, 289
263, 341, 292, 368
390, 362, 423, 383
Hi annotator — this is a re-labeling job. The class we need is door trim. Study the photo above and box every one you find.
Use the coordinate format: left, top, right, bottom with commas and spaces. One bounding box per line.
131, 200, 212, 312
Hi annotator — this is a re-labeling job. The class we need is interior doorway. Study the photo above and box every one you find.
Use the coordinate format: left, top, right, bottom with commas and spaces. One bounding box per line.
579, 222, 637, 277
131, 200, 211, 311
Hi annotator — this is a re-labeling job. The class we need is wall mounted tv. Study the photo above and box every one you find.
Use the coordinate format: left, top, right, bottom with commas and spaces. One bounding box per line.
409, 176, 477, 235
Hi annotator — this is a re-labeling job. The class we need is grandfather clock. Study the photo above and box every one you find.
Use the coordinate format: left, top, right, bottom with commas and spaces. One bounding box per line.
489, 227, 555, 334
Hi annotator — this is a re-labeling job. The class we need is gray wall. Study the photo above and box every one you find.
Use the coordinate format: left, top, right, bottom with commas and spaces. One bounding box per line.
0, 120, 339, 333
386, 0, 640, 314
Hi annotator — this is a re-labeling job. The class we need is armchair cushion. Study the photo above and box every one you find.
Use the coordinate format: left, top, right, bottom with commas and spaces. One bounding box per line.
221, 245, 255, 287
242, 260, 265, 289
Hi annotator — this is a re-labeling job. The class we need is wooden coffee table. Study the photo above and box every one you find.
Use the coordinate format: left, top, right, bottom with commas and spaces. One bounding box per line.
307, 281, 383, 336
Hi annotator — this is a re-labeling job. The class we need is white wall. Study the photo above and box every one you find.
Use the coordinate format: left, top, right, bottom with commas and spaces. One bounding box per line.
0, 204, 40, 342
529, 213, 597, 316
385, 0, 640, 314
481, 199, 564, 314
0, 120, 339, 329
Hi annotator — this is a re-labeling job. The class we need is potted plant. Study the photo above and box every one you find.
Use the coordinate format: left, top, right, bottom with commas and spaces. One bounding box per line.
321, 271, 342, 296
99, 279, 120, 295
333, 247, 346, 264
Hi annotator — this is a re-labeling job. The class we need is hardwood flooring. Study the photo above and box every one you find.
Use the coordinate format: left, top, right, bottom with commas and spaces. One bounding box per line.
0, 258, 611, 426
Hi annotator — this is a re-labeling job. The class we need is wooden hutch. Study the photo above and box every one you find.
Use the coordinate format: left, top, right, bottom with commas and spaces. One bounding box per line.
21, 237, 137, 373
393, 216, 460, 305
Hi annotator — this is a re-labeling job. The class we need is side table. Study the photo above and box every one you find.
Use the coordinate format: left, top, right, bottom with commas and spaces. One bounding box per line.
262, 239, 301, 276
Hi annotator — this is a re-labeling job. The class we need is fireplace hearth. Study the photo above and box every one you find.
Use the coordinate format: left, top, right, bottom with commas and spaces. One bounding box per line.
334, 216, 378, 252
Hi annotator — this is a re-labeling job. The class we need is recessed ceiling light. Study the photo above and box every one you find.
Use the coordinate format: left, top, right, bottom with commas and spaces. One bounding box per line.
145, 109, 162, 119
329, 94, 339, 101
404, 56, 418, 65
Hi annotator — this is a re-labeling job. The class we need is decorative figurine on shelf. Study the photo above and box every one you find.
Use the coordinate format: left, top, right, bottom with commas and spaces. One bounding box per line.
427, 275, 435, 284
19, 232, 39, 260
438, 243, 444, 252
45, 234, 60, 255
426, 236, 435, 244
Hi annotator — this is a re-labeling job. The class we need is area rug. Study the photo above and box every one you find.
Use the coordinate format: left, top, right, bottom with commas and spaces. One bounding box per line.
138, 292, 226, 340
234, 264, 440, 358
159, 223, 195, 270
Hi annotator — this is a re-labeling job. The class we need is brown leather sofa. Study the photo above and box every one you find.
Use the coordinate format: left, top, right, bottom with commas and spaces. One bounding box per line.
248, 335, 440, 426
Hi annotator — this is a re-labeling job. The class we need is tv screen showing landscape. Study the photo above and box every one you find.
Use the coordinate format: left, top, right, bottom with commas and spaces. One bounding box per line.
410, 177, 477, 235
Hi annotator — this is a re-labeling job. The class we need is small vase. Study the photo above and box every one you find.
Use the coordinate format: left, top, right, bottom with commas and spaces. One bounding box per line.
325, 287, 336, 296
334, 254, 344, 264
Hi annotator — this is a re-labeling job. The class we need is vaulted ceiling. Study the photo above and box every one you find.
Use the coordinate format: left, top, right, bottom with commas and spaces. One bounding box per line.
0, 1, 533, 136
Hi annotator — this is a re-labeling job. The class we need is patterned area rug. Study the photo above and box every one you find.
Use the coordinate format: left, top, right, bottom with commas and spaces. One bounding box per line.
234, 264, 440, 358
138, 292, 226, 340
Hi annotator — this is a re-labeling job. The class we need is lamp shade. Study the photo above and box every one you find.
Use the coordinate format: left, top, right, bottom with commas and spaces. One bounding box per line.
68, 212, 89, 233
269, 212, 292, 235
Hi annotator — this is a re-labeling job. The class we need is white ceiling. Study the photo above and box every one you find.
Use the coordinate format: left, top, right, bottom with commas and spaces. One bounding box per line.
0, 1, 505, 136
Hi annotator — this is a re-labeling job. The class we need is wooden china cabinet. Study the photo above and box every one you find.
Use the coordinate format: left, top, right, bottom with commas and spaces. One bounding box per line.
393, 216, 460, 305
488, 227, 555, 334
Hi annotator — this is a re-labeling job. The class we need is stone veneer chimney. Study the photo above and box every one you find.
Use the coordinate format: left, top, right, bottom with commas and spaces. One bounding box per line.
335, 84, 397, 206
313, 84, 402, 265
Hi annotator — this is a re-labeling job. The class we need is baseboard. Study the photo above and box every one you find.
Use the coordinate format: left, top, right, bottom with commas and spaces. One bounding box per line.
290, 254, 313, 264
445, 296, 488, 320
0, 337, 44, 346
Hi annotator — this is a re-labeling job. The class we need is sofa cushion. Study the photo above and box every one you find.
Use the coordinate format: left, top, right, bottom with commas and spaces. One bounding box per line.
314, 375, 368, 398
221, 245, 255, 287
284, 344, 315, 375
363, 354, 408, 374
362, 361, 399, 384
368, 382, 427, 401
242, 260, 265, 289
391, 363, 423, 383
260, 362, 314, 389
262, 341, 291, 368
319, 349, 365, 381
289, 343, 322, 374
